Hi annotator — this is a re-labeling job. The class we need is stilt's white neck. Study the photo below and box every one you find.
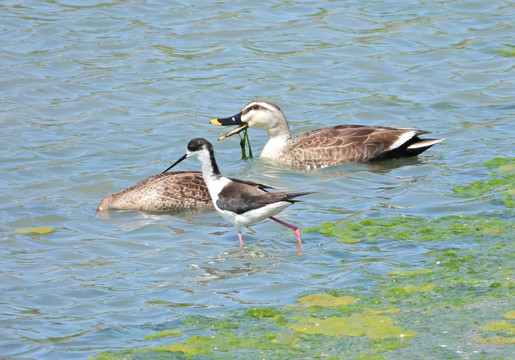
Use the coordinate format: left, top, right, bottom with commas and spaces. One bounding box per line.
190, 148, 226, 202
191, 148, 220, 179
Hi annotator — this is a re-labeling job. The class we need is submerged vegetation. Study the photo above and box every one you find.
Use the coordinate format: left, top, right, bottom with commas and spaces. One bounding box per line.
13, 227, 54, 235
453, 157, 515, 208
305, 214, 511, 244
91, 159, 514, 359
238, 127, 253, 160
498, 47, 515, 56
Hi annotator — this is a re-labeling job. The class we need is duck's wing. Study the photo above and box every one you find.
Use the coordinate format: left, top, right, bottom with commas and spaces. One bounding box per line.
289, 125, 444, 164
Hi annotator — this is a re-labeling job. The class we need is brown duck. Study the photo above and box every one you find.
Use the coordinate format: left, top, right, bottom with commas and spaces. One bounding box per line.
211, 99, 445, 169
97, 171, 212, 214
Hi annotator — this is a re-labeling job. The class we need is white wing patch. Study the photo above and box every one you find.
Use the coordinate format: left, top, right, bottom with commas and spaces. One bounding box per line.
407, 138, 446, 149
388, 131, 416, 150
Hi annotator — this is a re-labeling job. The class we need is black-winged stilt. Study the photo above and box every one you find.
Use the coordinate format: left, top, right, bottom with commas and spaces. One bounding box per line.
163, 138, 312, 254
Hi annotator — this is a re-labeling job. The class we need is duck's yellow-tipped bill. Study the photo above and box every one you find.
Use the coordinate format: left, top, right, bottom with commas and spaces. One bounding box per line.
210, 118, 223, 126
218, 123, 248, 140
209, 112, 247, 140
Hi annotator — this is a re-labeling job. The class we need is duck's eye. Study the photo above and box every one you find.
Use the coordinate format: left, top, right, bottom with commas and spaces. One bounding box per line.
252, 104, 259, 111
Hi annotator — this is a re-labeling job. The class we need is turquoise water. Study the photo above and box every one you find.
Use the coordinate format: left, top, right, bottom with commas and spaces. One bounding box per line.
1, 0, 514, 359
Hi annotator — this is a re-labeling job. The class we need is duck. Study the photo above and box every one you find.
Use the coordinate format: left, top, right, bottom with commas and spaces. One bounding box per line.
210, 99, 445, 169
97, 171, 212, 215
163, 138, 312, 253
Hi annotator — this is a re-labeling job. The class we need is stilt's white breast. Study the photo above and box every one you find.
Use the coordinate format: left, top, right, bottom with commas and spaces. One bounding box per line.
204, 175, 232, 204
232, 201, 292, 228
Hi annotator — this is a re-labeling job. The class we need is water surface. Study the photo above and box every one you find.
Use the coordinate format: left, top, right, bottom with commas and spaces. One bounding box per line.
1, 0, 514, 358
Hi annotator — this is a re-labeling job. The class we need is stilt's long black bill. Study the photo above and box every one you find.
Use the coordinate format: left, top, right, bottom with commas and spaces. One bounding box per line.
162, 154, 187, 174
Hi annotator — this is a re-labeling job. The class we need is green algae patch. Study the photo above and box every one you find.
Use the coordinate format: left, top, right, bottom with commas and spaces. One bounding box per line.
297, 293, 358, 307
404, 283, 435, 293
388, 269, 432, 277
476, 335, 515, 344
498, 48, 515, 56
14, 227, 54, 235
212, 321, 238, 329
149, 343, 203, 354
145, 329, 181, 340
245, 307, 277, 318
503, 311, 515, 319
478, 320, 515, 335
144, 331, 303, 358
454, 179, 504, 197
370, 338, 409, 353
365, 309, 401, 315
307, 215, 514, 243
476, 316, 515, 344
453, 157, 515, 207
484, 157, 515, 168
91, 346, 196, 360
304, 221, 364, 243
290, 313, 417, 340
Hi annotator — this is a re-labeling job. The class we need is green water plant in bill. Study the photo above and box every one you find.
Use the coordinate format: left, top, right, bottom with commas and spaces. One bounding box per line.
238, 127, 253, 160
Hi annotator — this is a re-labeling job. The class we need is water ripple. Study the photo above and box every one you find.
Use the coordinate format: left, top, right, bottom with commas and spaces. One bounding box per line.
1, 0, 514, 358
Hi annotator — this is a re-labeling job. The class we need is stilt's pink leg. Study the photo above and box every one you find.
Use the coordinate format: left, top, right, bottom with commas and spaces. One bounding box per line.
238, 231, 243, 247
269, 216, 302, 255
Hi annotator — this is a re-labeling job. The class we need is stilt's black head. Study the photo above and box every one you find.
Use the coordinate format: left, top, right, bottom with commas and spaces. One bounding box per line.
162, 138, 220, 176
187, 138, 214, 153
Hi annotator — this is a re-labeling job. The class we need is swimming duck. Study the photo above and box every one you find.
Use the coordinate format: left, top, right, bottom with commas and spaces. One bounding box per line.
97, 171, 212, 214
97, 168, 278, 215
163, 138, 312, 253
210, 99, 445, 169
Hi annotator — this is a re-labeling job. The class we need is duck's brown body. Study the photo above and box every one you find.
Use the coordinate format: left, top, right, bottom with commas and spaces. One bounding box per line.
97, 171, 212, 214
272, 124, 440, 168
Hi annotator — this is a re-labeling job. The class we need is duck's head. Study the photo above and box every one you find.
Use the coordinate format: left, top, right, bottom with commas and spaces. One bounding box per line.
210, 99, 289, 140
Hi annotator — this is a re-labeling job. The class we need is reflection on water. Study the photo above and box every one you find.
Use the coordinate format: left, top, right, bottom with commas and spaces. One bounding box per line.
1, 0, 514, 358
